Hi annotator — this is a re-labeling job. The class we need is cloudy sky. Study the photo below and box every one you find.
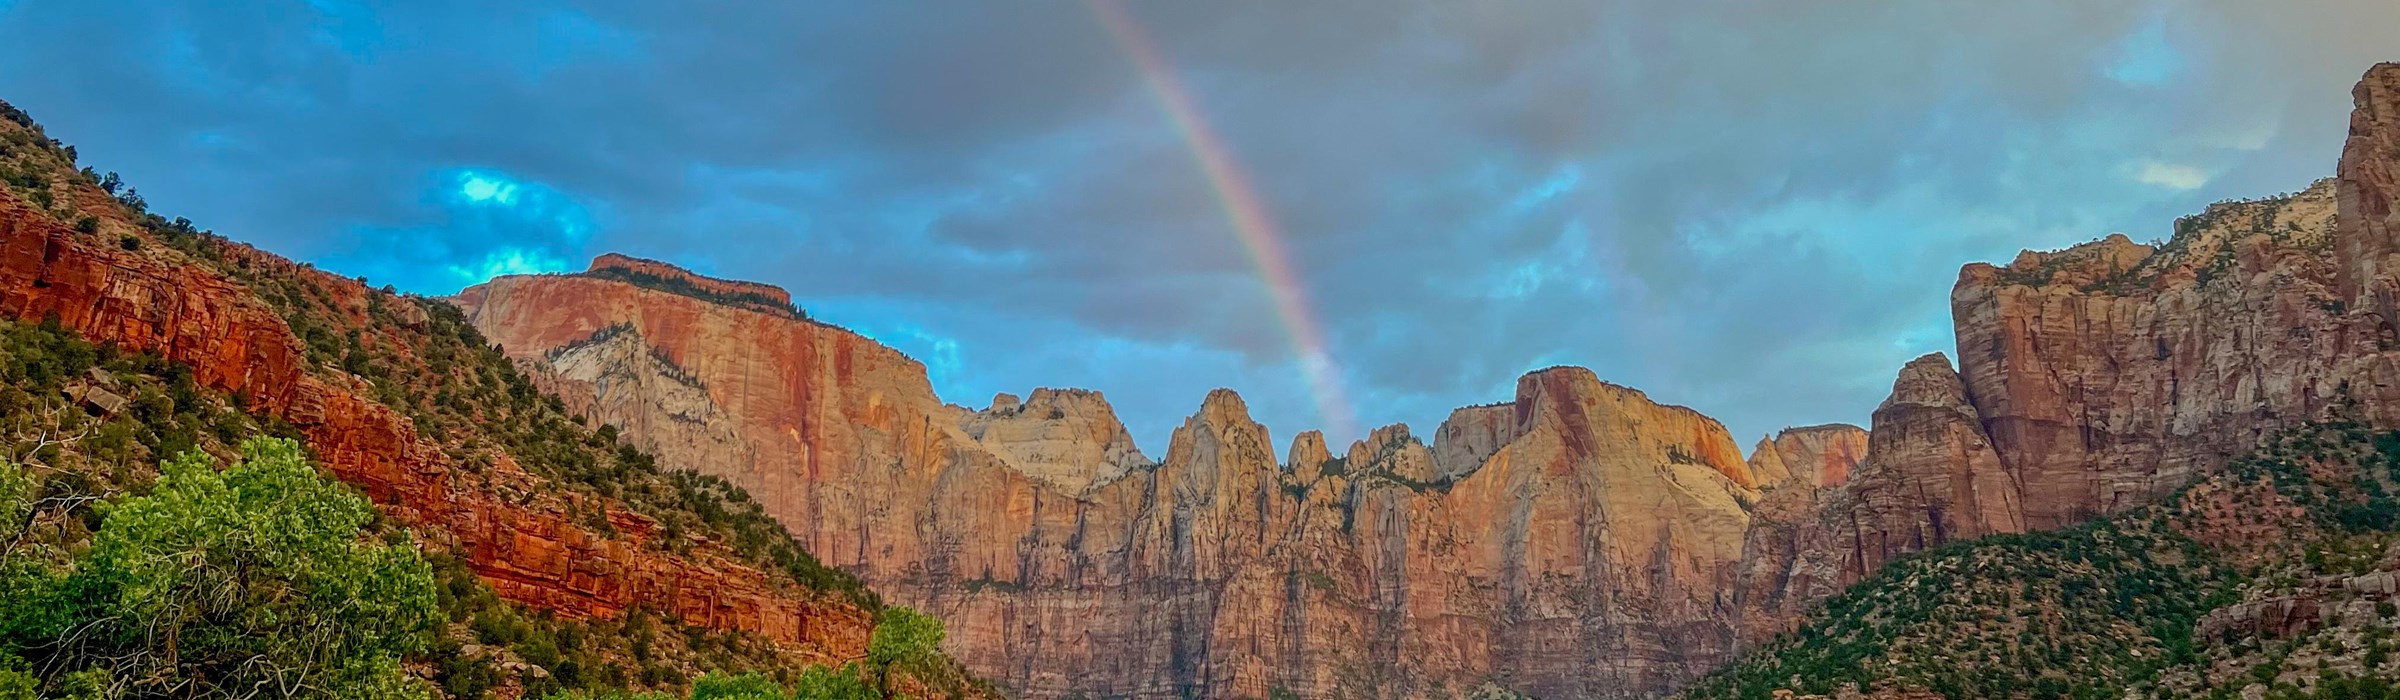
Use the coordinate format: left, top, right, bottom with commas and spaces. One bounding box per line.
2, 1, 2394, 453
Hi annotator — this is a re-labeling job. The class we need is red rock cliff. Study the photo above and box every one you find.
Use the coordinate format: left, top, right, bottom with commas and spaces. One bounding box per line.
0, 191, 875, 663
457, 62, 2400, 700
458, 269, 1766, 698
1730, 64, 2400, 649
590, 253, 795, 308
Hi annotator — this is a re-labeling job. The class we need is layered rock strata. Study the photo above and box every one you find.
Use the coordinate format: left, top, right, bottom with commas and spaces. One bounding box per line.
1733, 63, 2400, 650
0, 192, 875, 663
456, 62, 2400, 699
461, 262, 1768, 698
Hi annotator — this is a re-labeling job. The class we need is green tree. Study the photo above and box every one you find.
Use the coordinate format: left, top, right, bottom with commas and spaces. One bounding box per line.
867, 607, 944, 698
689, 671, 783, 700
0, 438, 440, 699
0, 459, 34, 700
540, 691, 673, 700
789, 664, 876, 700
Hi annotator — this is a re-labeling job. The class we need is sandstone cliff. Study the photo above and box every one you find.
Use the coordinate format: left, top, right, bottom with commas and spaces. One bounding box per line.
1728, 63, 2400, 649
460, 262, 1767, 698
455, 62, 2400, 699
0, 192, 884, 665
1729, 424, 1865, 643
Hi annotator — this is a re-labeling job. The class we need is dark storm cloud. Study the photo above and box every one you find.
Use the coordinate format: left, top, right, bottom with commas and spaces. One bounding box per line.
3, 0, 2396, 449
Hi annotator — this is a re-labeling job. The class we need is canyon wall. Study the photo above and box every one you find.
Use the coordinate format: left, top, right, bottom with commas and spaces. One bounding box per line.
460, 264, 1766, 699
0, 191, 880, 665
1733, 63, 2400, 638
456, 63, 2400, 698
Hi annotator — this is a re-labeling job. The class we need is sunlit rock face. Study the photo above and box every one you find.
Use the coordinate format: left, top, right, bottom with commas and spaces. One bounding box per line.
460, 262, 1768, 698
0, 193, 877, 664
959, 387, 1149, 493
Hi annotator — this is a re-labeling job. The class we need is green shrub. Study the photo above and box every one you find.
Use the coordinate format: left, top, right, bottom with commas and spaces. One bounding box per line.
0, 438, 439, 699
869, 606, 945, 696
791, 664, 878, 700
690, 671, 784, 700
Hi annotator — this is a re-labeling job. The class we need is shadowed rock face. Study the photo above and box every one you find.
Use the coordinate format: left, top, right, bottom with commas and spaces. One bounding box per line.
457, 63, 2400, 699
1730, 62, 2400, 653
1844, 354, 2023, 563
1730, 424, 1867, 644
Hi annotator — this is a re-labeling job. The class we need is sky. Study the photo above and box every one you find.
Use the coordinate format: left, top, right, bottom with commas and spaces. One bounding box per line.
1, 1, 2395, 455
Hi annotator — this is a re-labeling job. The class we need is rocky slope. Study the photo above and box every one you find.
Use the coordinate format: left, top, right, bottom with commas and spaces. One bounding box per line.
0, 102, 993, 698
454, 63, 2400, 698
1694, 61, 2400, 698
1686, 416, 2400, 700
0, 196, 862, 648
1736, 61, 2400, 625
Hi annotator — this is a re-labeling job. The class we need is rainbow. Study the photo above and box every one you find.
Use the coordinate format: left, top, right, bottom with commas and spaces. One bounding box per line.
1087, 0, 1360, 442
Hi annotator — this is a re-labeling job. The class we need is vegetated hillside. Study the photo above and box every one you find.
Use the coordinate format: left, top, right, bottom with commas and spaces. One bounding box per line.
1682, 413, 2400, 700
0, 98, 991, 700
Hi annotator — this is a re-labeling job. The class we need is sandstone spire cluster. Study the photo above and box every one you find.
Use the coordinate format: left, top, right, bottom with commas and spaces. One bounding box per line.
453, 63, 2400, 698
461, 261, 1769, 697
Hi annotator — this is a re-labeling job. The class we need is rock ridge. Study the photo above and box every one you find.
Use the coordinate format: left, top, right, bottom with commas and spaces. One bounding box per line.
449, 62, 2400, 700
0, 192, 875, 659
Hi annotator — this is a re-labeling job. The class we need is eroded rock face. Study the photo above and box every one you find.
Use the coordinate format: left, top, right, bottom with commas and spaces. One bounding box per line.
529, 323, 753, 483
459, 265, 1766, 698
587, 252, 800, 318
1730, 424, 1866, 643
960, 387, 1150, 492
455, 63, 2400, 699
1840, 354, 2023, 567
1952, 204, 2343, 531
1728, 64, 2400, 649
0, 196, 874, 663
1746, 424, 1867, 491
1937, 66, 2400, 529
2338, 63, 2400, 316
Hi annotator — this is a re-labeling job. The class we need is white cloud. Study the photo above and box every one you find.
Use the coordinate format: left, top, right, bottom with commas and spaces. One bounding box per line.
447, 247, 567, 284
2132, 161, 2211, 190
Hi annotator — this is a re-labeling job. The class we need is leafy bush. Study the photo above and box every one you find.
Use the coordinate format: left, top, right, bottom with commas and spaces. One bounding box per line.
690, 671, 785, 700
0, 438, 439, 699
869, 607, 945, 696
537, 663, 877, 700
790, 664, 878, 700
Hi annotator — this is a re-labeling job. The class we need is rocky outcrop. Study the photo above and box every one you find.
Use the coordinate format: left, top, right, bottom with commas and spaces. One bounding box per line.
1837, 354, 2023, 570
591, 253, 793, 305
0, 192, 875, 663
528, 323, 754, 482
1949, 198, 2352, 530
1927, 66, 2400, 532
1745, 424, 1867, 491
960, 387, 1150, 492
585, 252, 801, 318
1729, 424, 1866, 642
1724, 64, 2400, 651
2338, 63, 2400, 321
